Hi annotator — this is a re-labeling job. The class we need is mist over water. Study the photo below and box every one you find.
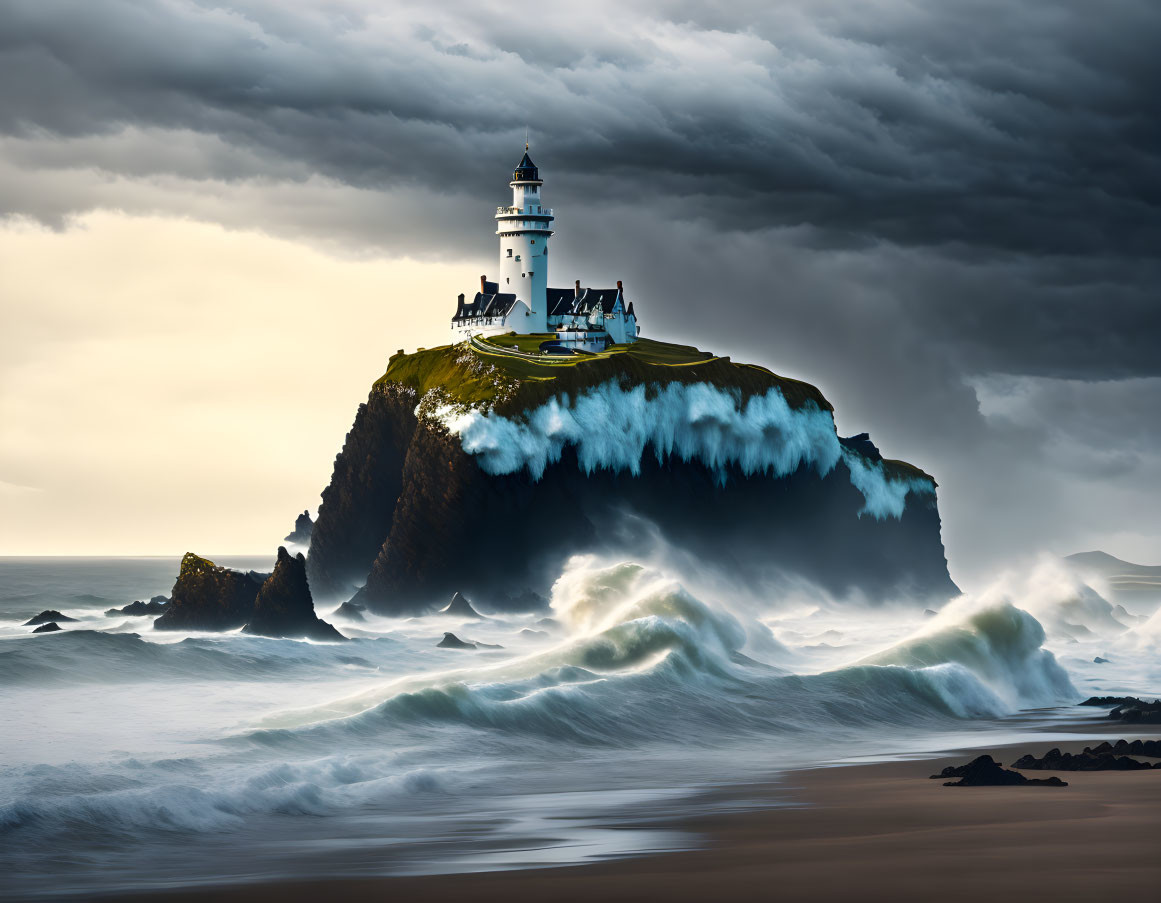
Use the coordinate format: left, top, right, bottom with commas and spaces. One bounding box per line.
0, 552, 1156, 897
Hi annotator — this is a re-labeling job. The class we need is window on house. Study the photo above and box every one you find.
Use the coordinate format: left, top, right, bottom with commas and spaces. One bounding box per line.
507, 248, 513, 257
530, 239, 535, 244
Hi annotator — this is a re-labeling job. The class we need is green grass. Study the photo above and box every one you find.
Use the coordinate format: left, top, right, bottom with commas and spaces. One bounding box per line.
373, 335, 935, 482
376, 336, 833, 415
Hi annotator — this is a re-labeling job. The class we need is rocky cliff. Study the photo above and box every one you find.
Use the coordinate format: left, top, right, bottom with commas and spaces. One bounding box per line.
307, 338, 959, 614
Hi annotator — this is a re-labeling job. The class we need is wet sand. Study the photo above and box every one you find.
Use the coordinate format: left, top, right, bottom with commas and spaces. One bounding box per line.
112, 733, 1161, 903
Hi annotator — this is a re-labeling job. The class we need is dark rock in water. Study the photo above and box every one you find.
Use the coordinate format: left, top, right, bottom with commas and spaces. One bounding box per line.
1079, 695, 1141, 707
441, 592, 484, 619
1090, 739, 1161, 758
537, 617, 562, 630
938, 755, 1067, 787
242, 547, 345, 642
1012, 747, 1156, 771
1084, 696, 1161, 724
437, 632, 476, 649
520, 628, 548, 638
32, 621, 62, 633
333, 601, 367, 621
106, 595, 169, 617
154, 553, 265, 632
1093, 656, 1110, 664
284, 509, 314, 545
923, 609, 938, 617
1108, 699, 1161, 724
23, 610, 77, 626
306, 344, 959, 615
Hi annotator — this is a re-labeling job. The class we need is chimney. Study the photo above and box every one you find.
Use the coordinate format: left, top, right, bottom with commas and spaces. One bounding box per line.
480, 275, 487, 293
617, 280, 623, 293
575, 279, 581, 298
458, 293, 465, 304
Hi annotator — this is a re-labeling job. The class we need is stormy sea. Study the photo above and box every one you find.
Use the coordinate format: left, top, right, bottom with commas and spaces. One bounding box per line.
2, 553, 1158, 899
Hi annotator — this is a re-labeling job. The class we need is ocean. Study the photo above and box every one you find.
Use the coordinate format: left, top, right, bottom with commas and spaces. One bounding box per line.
1, 554, 1157, 898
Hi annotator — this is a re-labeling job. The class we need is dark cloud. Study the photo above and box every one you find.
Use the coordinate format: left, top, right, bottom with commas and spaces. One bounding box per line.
0, 0, 1158, 575
1, 0, 1157, 254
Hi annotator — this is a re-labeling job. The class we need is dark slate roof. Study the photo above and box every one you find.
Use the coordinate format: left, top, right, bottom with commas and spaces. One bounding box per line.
547, 287, 628, 318
512, 151, 539, 182
453, 290, 520, 322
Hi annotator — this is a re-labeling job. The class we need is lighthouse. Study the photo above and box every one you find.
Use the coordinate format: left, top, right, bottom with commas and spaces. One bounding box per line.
449, 149, 638, 350
495, 147, 554, 332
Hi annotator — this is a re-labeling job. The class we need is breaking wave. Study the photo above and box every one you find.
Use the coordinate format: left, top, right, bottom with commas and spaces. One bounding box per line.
433, 381, 933, 519
263, 560, 1075, 750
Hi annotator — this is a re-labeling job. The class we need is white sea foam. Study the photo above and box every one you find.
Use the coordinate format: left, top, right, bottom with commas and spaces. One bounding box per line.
431, 381, 933, 519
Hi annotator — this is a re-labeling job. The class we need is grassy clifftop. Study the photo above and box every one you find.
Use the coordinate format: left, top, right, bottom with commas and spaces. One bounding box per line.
376, 336, 832, 415
374, 335, 934, 485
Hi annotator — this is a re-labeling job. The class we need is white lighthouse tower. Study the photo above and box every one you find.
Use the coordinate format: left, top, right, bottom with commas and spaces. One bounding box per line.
495, 146, 554, 332
449, 150, 638, 349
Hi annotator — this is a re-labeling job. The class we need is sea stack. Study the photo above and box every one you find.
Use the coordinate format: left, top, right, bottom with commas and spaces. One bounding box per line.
154, 552, 264, 631
242, 547, 344, 641
284, 510, 314, 545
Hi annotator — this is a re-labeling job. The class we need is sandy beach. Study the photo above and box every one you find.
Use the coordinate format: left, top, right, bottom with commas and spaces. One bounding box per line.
109, 730, 1161, 903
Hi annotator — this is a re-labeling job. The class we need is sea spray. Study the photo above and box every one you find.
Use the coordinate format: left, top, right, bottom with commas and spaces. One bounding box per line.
857, 595, 1076, 709
431, 381, 933, 519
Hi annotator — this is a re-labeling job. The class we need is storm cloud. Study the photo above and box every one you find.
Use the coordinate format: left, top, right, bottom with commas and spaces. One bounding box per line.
0, 0, 1158, 576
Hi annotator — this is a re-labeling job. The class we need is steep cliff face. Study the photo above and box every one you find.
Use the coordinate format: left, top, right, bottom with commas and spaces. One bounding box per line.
305, 384, 418, 600
307, 338, 958, 613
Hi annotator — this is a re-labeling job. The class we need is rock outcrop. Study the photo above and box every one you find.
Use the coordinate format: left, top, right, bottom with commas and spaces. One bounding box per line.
1090, 738, 1161, 758
935, 755, 1067, 787
242, 547, 344, 642
284, 510, 314, 545
333, 601, 367, 621
32, 622, 62, 633
153, 553, 264, 632
1083, 696, 1161, 724
441, 592, 484, 619
1012, 747, 1157, 771
437, 632, 476, 649
106, 596, 169, 617
307, 340, 959, 615
23, 610, 77, 626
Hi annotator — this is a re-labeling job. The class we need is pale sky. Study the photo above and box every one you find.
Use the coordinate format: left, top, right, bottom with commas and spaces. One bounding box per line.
1, 1, 1157, 584
0, 211, 480, 555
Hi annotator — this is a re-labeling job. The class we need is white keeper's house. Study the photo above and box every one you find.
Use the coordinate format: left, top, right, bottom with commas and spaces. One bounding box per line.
451, 148, 639, 352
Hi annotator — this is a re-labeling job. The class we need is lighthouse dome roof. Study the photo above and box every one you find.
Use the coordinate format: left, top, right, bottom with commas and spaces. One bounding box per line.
512, 151, 539, 182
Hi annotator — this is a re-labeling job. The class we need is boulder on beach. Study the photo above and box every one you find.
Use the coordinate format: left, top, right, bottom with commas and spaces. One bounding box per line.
23, 610, 77, 626
242, 547, 345, 642
32, 622, 62, 633
1090, 738, 1161, 758
106, 596, 169, 617
437, 632, 476, 649
1012, 747, 1156, 771
440, 592, 484, 619
154, 553, 265, 632
935, 755, 1068, 787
